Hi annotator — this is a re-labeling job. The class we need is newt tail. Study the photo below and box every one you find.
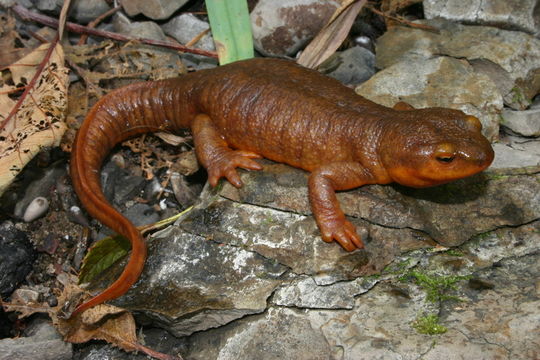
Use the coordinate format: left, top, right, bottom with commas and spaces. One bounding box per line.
69, 81, 182, 316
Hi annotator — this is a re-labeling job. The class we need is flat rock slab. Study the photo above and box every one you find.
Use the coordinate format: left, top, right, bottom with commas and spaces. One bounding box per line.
184, 240, 540, 359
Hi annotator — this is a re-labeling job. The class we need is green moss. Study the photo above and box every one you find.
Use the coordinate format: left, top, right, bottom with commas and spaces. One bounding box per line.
412, 314, 448, 335
510, 87, 530, 105
400, 271, 470, 302
444, 249, 464, 257
485, 173, 509, 181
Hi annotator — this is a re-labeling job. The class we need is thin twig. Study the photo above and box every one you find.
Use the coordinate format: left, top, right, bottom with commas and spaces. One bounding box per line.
367, 6, 441, 33
185, 28, 210, 48
77, 5, 121, 45
11, 4, 218, 58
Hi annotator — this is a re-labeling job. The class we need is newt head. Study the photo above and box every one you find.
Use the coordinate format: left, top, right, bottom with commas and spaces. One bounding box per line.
380, 109, 494, 188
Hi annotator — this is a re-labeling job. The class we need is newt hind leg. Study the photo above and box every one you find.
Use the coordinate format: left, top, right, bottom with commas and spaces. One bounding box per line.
192, 114, 262, 187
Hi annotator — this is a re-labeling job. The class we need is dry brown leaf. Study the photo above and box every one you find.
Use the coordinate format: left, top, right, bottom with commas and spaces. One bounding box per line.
54, 289, 183, 359
154, 131, 189, 146
297, 0, 367, 69
0, 42, 68, 195
56, 304, 138, 349
1, 294, 50, 318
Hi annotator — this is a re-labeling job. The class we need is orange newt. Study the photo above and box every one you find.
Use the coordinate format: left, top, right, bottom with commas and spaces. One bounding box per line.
70, 58, 494, 316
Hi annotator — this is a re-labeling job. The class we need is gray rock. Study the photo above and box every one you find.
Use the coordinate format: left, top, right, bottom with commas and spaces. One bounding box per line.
161, 13, 219, 69
113, 13, 168, 41
424, 0, 540, 35
375, 19, 540, 110
356, 56, 502, 140
501, 107, 540, 136
491, 133, 540, 168
272, 275, 379, 309
463, 219, 540, 266
105, 227, 287, 336
441, 252, 540, 360
0, 318, 72, 360
320, 46, 375, 86
120, 0, 189, 20
250, 0, 339, 57
36, 0, 110, 24
69, 0, 110, 24
162, 14, 215, 51
35, 0, 60, 12
0, 221, 36, 297
186, 307, 333, 360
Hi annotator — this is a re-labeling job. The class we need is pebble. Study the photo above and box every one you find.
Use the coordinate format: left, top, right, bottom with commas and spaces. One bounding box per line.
251, 0, 340, 57
23, 197, 49, 222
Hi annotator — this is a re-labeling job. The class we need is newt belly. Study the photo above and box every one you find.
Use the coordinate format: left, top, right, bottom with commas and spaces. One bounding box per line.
70, 58, 494, 316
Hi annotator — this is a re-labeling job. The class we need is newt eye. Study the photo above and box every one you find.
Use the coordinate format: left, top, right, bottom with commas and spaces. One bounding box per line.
436, 155, 455, 163
434, 143, 456, 164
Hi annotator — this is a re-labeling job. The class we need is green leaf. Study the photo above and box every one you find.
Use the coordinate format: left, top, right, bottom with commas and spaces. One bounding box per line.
206, 0, 254, 64
78, 234, 131, 285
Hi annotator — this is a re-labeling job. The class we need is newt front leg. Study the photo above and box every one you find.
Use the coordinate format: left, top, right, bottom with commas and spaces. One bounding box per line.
308, 162, 377, 251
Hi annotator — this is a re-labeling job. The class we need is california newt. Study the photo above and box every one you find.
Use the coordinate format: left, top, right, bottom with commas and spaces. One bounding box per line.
70, 58, 494, 316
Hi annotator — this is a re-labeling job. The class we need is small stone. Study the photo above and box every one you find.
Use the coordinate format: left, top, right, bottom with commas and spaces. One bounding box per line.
162, 14, 215, 51
120, 0, 189, 20
491, 142, 540, 168
69, 0, 111, 24
113, 13, 168, 41
501, 107, 540, 137
11, 288, 40, 304
250, 0, 340, 57
13, 164, 65, 219
320, 46, 375, 86
123, 203, 160, 227
36, 0, 110, 24
23, 197, 49, 222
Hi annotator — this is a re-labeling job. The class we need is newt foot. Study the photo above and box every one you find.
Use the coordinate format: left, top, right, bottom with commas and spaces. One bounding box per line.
207, 150, 263, 187
320, 217, 364, 251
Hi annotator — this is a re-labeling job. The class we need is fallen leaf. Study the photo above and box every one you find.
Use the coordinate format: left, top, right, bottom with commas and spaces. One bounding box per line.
297, 0, 367, 69
78, 233, 131, 285
0, 42, 69, 195
54, 284, 183, 359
